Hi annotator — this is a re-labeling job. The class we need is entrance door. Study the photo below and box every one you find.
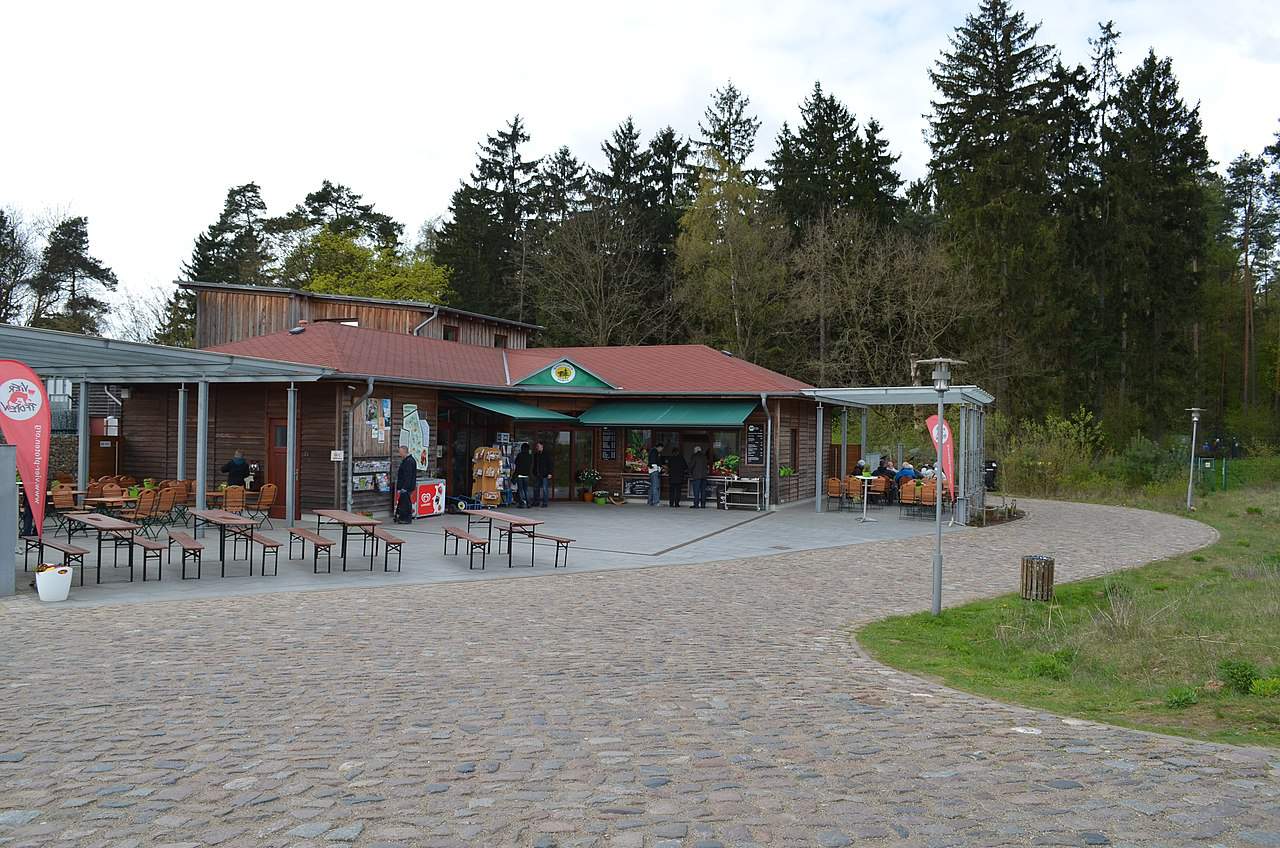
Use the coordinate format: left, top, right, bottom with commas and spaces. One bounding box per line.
266, 418, 296, 520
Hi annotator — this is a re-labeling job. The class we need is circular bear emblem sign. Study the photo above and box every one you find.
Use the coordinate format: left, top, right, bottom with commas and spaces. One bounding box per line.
1, 379, 43, 421
551, 363, 576, 384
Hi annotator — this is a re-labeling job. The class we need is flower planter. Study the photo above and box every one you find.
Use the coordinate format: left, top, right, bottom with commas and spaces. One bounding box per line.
35, 565, 73, 602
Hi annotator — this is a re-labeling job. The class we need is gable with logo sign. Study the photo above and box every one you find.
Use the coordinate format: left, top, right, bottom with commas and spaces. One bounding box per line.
515, 359, 613, 389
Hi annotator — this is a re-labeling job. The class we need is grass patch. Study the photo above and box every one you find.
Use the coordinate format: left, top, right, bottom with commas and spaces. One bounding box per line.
858, 483, 1280, 747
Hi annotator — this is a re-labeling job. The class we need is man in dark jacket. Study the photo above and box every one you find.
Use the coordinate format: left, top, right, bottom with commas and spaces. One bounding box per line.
513, 443, 533, 507
666, 446, 688, 507
532, 442, 553, 507
394, 444, 417, 523
687, 445, 710, 508
222, 450, 250, 487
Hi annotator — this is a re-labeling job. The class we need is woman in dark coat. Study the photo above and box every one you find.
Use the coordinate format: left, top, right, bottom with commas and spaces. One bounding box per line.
666, 446, 688, 508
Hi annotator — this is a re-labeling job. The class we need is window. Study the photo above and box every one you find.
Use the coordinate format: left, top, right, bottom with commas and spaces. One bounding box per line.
442, 325, 459, 341
493, 334, 507, 348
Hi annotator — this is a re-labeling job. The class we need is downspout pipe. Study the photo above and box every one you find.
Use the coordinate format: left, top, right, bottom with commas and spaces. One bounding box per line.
346, 377, 375, 511
760, 393, 771, 511
412, 306, 441, 336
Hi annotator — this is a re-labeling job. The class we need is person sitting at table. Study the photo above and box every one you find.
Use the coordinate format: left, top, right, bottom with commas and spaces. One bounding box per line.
221, 450, 251, 488
873, 458, 893, 478
894, 462, 918, 486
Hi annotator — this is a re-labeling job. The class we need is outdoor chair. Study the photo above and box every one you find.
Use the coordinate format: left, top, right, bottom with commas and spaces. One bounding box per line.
916, 482, 938, 517
119, 489, 158, 534
223, 485, 246, 514
166, 482, 191, 525
151, 487, 177, 536
868, 476, 889, 508
102, 482, 123, 498
898, 480, 920, 518
844, 476, 863, 505
86, 481, 104, 500
824, 478, 844, 511
50, 487, 88, 534
247, 483, 278, 528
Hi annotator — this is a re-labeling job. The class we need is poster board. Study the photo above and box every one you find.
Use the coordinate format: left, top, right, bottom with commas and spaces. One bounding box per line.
745, 423, 765, 465
399, 403, 431, 472
353, 397, 391, 456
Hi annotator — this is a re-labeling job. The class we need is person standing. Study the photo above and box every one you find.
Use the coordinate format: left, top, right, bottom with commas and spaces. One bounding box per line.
688, 445, 709, 508
666, 446, 687, 508
532, 442, 553, 507
513, 443, 533, 508
647, 441, 664, 506
221, 449, 250, 487
394, 444, 417, 524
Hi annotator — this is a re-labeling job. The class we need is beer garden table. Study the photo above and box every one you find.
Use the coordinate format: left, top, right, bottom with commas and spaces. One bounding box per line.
313, 509, 381, 571
460, 508, 544, 568
65, 513, 141, 583
189, 508, 259, 575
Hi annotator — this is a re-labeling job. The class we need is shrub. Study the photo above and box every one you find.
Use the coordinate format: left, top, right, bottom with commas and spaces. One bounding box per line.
1164, 686, 1199, 709
1218, 659, 1260, 695
1249, 678, 1280, 698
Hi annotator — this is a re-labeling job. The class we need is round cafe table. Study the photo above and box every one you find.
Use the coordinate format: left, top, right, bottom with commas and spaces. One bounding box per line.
857, 475, 878, 523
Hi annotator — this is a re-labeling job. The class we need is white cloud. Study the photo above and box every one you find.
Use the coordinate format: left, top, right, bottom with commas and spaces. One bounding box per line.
1, 0, 1276, 305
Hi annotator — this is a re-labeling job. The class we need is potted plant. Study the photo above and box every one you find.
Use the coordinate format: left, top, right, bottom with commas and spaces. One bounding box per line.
778, 464, 798, 500
34, 563, 73, 602
577, 468, 602, 501
712, 454, 740, 477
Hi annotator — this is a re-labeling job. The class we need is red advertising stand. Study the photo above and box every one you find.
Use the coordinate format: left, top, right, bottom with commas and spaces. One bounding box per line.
0, 361, 51, 537
414, 480, 446, 518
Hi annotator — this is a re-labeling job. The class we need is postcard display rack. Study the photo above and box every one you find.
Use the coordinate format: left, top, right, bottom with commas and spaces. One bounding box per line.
471, 446, 511, 507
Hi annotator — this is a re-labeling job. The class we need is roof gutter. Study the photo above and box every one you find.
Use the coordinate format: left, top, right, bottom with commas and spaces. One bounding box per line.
411, 306, 440, 337
345, 377, 375, 511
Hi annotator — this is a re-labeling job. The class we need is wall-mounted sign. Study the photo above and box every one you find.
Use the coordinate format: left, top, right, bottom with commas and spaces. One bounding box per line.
330, 450, 345, 462
551, 363, 577, 384
745, 423, 765, 465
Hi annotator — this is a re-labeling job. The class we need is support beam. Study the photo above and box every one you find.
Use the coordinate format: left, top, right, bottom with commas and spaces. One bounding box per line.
957, 404, 967, 525
840, 408, 848, 480
815, 403, 824, 512
76, 380, 90, 493
859, 409, 868, 462
195, 381, 209, 524
176, 383, 188, 480
285, 382, 298, 528
0, 445, 14, 596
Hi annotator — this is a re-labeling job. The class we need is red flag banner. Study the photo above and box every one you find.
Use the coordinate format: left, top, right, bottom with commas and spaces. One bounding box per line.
0, 362, 51, 538
926, 414, 955, 502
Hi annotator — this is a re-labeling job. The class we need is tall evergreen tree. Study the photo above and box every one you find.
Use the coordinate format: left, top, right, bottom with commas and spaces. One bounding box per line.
1223, 152, 1277, 408
435, 116, 541, 320
27, 216, 117, 335
182, 182, 273, 284
697, 82, 762, 172
592, 117, 653, 211
769, 83, 860, 235
851, 119, 903, 227
535, 146, 588, 225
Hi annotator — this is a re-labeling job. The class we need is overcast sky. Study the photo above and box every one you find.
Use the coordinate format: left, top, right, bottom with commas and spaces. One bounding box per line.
3, 0, 1277, 307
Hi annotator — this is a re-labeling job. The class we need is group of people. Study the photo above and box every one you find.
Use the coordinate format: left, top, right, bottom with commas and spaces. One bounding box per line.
511, 442, 554, 508
864, 456, 945, 504
646, 442, 713, 508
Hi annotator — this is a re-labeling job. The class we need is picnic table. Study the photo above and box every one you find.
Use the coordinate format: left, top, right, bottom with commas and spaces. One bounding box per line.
313, 509, 381, 570
65, 513, 141, 583
190, 508, 258, 573
83, 495, 137, 511
461, 508, 544, 568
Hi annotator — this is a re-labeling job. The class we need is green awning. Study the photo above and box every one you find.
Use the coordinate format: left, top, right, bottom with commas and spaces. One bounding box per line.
448, 394, 577, 422
576, 400, 758, 428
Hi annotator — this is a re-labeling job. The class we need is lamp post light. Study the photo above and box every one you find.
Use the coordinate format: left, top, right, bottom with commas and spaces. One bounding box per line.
1185, 407, 1203, 511
916, 357, 965, 616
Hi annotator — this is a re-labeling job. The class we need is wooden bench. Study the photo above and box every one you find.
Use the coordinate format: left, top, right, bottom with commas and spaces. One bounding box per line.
248, 533, 282, 576
538, 533, 575, 569
132, 536, 167, 582
443, 526, 488, 570
167, 532, 204, 580
22, 536, 89, 585
371, 527, 403, 573
289, 528, 334, 574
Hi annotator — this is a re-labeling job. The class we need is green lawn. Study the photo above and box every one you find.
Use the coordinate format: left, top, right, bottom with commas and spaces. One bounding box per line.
858, 482, 1280, 747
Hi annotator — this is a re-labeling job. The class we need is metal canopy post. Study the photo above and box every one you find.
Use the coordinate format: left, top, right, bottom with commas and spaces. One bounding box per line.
0, 445, 14, 596
860, 409, 868, 462
957, 404, 967, 525
195, 381, 209, 535
176, 383, 188, 480
815, 403, 824, 512
286, 382, 298, 528
76, 380, 90, 493
840, 407, 848, 480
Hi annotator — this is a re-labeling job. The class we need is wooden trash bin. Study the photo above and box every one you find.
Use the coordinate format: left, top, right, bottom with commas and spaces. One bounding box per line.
1020, 555, 1054, 601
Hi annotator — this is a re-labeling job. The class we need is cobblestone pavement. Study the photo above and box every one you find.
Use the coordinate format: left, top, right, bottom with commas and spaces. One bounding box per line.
2, 499, 1277, 848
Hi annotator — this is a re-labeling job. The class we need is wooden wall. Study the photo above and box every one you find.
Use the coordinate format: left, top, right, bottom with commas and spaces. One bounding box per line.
119, 382, 340, 511
341, 385, 440, 514
194, 289, 529, 349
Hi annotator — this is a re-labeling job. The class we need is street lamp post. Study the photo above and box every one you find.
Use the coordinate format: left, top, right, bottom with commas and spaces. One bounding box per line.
1186, 407, 1203, 511
916, 358, 965, 616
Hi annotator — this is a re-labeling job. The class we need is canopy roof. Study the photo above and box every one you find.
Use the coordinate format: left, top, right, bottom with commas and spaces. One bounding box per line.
577, 400, 759, 427
0, 324, 332, 383
447, 393, 576, 423
804, 386, 994, 408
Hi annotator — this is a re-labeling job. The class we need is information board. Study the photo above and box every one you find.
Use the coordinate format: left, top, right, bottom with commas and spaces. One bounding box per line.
745, 423, 765, 465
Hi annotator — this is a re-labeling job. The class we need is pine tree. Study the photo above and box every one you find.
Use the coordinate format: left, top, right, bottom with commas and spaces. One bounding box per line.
697, 83, 762, 172
27, 216, 118, 335
769, 83, 860, 235
270, 181, 402, 287
1223, 152, 1277, 408
183, 183, 273, 284
851, 119, 903, 227
535, 146, 588, 225
592, 117, 653, 211
151, 289, 197, 347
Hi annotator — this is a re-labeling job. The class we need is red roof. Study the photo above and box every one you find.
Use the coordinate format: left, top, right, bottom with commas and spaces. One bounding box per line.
208, 323, 811, 395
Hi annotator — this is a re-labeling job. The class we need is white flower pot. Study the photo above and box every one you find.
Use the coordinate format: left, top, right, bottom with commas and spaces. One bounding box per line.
35, 566, 73, 602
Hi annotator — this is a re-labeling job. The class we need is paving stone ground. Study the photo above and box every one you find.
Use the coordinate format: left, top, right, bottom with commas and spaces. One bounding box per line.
1, 499, 1277, 848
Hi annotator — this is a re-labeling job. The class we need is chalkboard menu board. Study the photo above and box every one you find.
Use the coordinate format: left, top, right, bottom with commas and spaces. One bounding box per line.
745, 423, 765, 465
600, 428, 618, 461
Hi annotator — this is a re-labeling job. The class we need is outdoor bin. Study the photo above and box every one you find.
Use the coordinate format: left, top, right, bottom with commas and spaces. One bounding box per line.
35, 566, 73, 602
1020, 555, 1054, 601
